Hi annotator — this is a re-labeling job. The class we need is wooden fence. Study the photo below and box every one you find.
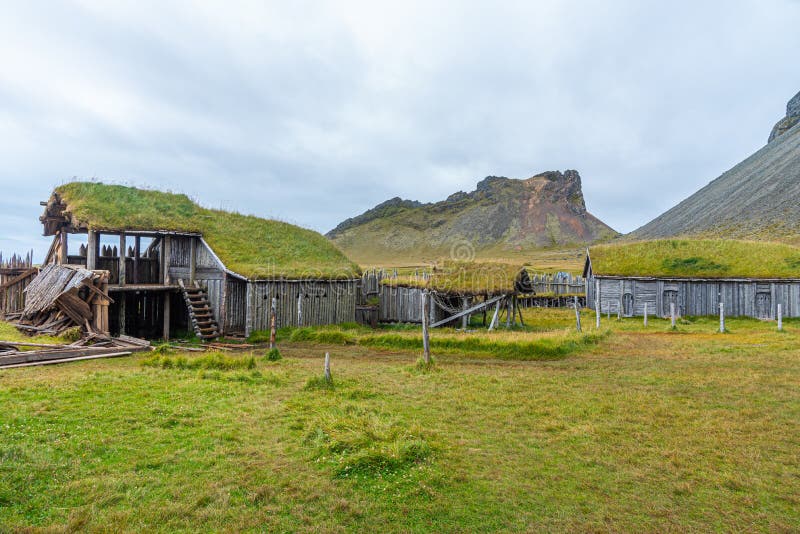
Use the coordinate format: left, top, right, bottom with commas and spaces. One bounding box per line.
0, 251, 37, 318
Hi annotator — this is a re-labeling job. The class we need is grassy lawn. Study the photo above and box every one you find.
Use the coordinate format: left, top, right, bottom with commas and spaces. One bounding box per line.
1, 311, 799, 531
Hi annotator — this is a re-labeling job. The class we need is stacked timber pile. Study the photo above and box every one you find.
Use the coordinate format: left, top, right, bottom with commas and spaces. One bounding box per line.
0, 336, 151, 369
10, 264, 111, 336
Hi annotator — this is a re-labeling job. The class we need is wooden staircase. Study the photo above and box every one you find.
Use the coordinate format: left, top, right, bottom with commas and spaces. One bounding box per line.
179, 280, 220, 341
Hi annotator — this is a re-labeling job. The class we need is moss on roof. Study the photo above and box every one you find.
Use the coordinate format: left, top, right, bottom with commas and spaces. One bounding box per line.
589, 239, 800, 279
52, 182, 360, 280
381, 261, 527, 295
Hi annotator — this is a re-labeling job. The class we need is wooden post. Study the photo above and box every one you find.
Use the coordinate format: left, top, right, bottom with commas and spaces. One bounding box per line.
644, 302, 648, 327
488, 301, 500, 331
297, 292, 303, 326
189, 237, 196, 283
719, 302, 725, 333
133, 236, 141, 284
269, 297, 277, 349
162, 235, 172, 285
58, 230, 68, 264
118, 233, 126, 286
505, 296, 512, 328
670, 302, 676, 329
461, 297, 469, 330
163, 292, 170, 340
778, 303, 783, 331
86, 230, 98, 270
324, 352, 331, 383
119, 293, 126, 336
595, 280, 601, 329
422, 289, 431, 363
574, 295, 581, 332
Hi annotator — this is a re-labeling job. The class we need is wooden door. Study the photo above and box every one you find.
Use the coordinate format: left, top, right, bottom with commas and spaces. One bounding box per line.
755, 293, 771, 320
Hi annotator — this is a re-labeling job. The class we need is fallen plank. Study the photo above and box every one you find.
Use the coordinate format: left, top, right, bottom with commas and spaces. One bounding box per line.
116, 335, 151, 347
0, 351, 132, 369
0, 340, 69, 349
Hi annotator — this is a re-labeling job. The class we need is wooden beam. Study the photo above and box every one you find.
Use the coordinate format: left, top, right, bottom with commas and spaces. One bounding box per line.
133, 236, 141, 284
118, 232, 126, 286
162, 235, 172, 285
58, 230, 68, 264
163, 293, 171, 340
430, 294, 505, 328
189, 237, 197, 283
86, 230, 98, 270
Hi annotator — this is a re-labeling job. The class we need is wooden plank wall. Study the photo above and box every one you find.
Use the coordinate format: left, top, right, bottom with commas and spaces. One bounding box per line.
168, 237, 226, 328
224, 278, 247, 334
589, 276, 800, 319
246, 280, 359, 334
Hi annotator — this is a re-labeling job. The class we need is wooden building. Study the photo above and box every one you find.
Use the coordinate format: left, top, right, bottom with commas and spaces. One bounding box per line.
365, 261, 534, 328
39, 182, 361, 340
584, 239, 800, 319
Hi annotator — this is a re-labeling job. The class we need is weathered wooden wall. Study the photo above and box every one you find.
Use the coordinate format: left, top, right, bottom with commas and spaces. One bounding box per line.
245, 280, 359, 334
587, 276, 800, 319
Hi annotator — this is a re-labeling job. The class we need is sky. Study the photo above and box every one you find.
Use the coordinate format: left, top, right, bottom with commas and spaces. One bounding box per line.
1, 0, 799, 261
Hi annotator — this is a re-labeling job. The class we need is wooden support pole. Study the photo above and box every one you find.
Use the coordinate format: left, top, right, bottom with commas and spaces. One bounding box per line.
422, 290, 431, 363
163, 293, 171, 340
778, 303, 783, 331
188, 237, 196, 283
506, 296, 512, 329
118, 233, 126, 286
324, 352, 331, 383
574, 295, 581, 332
269, 297, 277, 349
133, 236, 141, 284
488, 301, 500, 331
162, 235, 171, 285
119, 293, 126, 336
719, 302, 725, 333
670, 302, 676, 329
461, 296, 469, 330
58, 230, 68, 264
86, 230, 98, 270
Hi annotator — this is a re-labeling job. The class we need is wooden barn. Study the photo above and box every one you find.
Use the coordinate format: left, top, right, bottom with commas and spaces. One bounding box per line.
39, 182, 361, 340
364, 261, 534, 328
584, 239, 800, 319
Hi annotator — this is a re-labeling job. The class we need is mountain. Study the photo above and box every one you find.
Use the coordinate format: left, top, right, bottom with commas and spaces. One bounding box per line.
630, 90, 800, 243
327, 170, 618, 265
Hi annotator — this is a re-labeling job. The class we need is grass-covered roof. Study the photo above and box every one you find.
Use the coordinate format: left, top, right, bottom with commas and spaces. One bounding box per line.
49, 182, 360, 280
381, 261, 530, 295
588, 239, 800, 279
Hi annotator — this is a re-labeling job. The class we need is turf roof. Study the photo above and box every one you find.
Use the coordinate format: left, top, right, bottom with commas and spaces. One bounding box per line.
588, 239, 800, 279
51, 182, 360, 280
381, 261, 528, 295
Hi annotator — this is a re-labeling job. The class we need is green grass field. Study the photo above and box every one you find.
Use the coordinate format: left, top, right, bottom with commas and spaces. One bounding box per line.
1, 310, 799, 532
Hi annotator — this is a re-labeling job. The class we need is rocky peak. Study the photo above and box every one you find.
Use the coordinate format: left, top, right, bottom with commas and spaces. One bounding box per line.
768, 90, 800, 143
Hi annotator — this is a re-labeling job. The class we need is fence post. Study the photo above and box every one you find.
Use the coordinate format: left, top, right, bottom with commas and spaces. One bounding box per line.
595, 280, 601, 329
422, 290, 431, 363
719, 302, 725, 333
324, 352, 331, 383
574, 295, 581, 332
644, 302, 648, 327
269, 297, 277, 349
778, 303, 783, 331
670, 302, 676, 329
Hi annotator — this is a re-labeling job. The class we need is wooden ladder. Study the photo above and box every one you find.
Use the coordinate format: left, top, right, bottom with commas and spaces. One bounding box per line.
178, 279, 220, 341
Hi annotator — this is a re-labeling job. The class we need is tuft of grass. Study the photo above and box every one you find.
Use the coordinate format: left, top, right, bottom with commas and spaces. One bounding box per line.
265, 348, 282, 361
141, 352, 255, 371
305, 376, 335, 390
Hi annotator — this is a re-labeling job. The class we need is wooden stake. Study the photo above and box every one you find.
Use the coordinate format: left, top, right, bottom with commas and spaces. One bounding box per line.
269, 297, 277, 349
670, 302, 676, 329
719, 302, 725, 333
461, 296, 469, 330
324, 352, 331, 382
574, 295, 581, 332
297, 292, 303, 326
488, 301, 500, 331
595, 280, 601, 329
643, 302, 648, 327
422, 290, 431, 363
778, 303, 783, 331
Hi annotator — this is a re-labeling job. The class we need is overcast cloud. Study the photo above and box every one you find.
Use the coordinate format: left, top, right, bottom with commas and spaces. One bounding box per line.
1, 0, 799, 259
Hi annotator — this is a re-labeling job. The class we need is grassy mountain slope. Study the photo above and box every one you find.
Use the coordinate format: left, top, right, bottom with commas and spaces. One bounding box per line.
328, 170, 618, 266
